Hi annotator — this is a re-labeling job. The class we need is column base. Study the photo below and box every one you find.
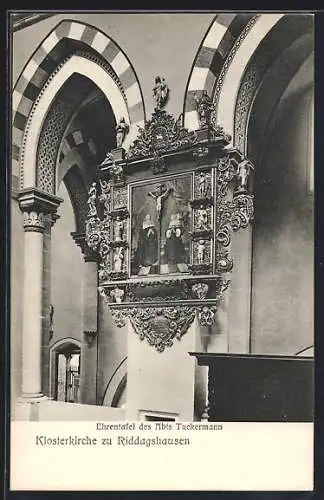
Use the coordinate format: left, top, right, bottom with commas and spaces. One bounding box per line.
13, 394, 50, 421
19, 393, 49, 403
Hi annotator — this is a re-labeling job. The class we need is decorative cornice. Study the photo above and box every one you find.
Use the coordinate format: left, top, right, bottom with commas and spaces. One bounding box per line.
99, 276, 230, 352
112, 305, 197, 353
18, 187, 63, 217
71, 231, 97, 262
127, 109, 197, 165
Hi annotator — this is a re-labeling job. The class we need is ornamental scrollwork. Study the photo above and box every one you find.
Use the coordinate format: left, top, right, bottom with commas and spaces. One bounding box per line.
128, 306, 197, 353
191, 283, 209, 300
111, 309, 127, 328
215, 151, 254, 261
127, 109, 197, 163
217, 194, 254, 248
198, 305, 217, 327
216, 252, 233, 272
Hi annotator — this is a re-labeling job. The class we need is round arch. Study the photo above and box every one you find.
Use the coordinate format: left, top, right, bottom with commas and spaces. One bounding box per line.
49, 337, 82, 399
20, 56, 137, 193
183, 13, 259, 130
13, 19, 146, 191
183, 13, 284, 134
102, 356, 127, 407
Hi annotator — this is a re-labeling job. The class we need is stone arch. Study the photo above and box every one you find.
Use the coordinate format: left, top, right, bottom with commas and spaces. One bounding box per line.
183, 13, 288, 134
13, 19, 146, 191
102, 356, 127, 407
183, 13, 259, 130
235, 14, 313, 155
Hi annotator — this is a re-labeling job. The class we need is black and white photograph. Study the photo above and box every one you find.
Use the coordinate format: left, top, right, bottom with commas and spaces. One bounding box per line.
9, 10, 315, 491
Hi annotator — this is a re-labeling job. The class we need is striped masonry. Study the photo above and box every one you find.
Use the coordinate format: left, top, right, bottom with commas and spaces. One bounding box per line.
12, 20, 145, 164
184, 13, 256, 130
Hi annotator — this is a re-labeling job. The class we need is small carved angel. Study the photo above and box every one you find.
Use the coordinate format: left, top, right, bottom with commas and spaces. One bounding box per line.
237, 159, 250, 191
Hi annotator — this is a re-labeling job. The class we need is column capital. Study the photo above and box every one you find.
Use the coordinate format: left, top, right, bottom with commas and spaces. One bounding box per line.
18, 188, 63, 232
71, 231, 98, 262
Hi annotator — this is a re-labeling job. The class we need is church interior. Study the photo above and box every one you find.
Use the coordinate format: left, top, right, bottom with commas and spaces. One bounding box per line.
11, 12, 314, 422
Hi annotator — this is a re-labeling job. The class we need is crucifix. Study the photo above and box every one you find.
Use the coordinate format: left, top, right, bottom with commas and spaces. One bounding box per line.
147, 183, 172, 273
148, 183, 172, 220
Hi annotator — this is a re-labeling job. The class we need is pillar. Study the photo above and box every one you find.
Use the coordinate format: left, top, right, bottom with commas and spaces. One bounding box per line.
18, 188, 62, 400
71, 232, 98, 405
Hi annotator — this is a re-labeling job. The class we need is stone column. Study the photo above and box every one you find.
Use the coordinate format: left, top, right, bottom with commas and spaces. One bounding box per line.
18, 188, 62, 399
71, 232, 98, 405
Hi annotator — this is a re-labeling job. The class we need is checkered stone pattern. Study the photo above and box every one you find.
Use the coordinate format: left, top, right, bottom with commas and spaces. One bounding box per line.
12, 20, 145, 179
184, 14, 258, 131
36, 74, 94, 193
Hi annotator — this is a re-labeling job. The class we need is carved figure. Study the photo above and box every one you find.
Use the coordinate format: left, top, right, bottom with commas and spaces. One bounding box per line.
148, 184, 172, 219
197, 239, 206, 265
111, 162, 125, 184
99, 179, 111, 216
237, 159, 250, 191
116, 117, 129, 148
111, 287, 125, 304
114, 247, 124, 272
196, 206, 208, 231
197, 172, 210, 198
153, 76, 169, 110
194, 90, 214, 128
87, 182, 97, 217
115, 216, 125, 242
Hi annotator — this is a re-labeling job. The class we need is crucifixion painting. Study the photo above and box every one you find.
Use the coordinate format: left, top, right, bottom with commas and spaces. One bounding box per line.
148, 183, 172, 220
131, 176, 192, 276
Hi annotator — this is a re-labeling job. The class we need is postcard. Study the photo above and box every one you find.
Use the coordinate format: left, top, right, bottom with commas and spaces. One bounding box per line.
9, 10, 314, 491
